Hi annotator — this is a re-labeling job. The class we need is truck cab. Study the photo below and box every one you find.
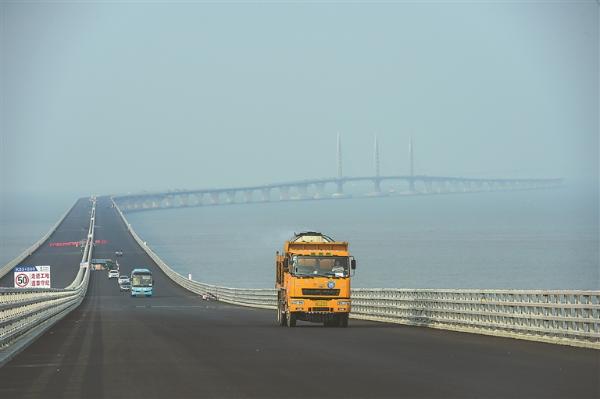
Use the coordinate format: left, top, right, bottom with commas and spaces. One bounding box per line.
276, 232, 356, 327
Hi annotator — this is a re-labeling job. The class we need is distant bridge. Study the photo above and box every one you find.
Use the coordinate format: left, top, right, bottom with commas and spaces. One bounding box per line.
113, 174, 563, 212
113, 134, 562, 212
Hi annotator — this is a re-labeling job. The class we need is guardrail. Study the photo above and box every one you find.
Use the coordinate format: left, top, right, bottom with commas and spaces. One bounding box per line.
113, 199, 599, 350
350, 289, 599, 349
0, 198, 96, 365
0, 201, 78, 279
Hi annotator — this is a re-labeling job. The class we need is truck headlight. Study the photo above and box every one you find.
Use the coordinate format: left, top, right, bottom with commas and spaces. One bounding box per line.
338, 300, 351, 305
291, 300, 304, 305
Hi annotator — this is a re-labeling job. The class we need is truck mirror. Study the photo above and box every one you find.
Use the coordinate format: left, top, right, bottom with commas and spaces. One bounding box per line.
283, 258, 289, 270
351, 259, 357, 270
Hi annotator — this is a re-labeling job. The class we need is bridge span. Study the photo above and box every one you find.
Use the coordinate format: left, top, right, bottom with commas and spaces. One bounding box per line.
114, 175, 563, 212
0, 196, 597, 398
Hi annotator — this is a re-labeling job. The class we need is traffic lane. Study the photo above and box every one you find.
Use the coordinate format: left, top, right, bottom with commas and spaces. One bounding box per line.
92, 197, 198, 298
127, 307, 598, 399
0, 198, 92, 288
1, 269, 598, 399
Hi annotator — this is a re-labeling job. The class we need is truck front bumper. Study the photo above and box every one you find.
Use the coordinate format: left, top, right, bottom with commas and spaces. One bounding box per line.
288, 298, 351, 313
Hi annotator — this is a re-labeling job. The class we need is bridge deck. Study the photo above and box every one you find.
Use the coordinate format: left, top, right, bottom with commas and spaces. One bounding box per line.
0, 197, 597, 398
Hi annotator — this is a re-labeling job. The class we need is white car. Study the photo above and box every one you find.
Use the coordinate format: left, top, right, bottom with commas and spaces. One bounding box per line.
108, 270, 119, 279
118, 275, 129, 285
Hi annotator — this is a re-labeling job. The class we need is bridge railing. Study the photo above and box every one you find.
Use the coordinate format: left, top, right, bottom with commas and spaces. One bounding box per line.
350, 289, 599, 349
112, 200, 277, 308
0, 199, 96, 365
113, 200, 599, 350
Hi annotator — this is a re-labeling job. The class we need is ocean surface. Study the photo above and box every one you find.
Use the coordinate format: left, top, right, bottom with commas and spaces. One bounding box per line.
124, 187, 599, 290
2, 188, 598, 290
0, 195, 74, 267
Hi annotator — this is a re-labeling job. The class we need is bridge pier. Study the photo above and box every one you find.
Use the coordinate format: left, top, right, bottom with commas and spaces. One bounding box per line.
180, 194, 190, 207
373, 178, 382, 194
190, 193, 203, 206
225, 191, 236, 204
161, 196, 171, 208
424, 180, 433, 194
209, 192, 220, 205
297, 184, 309, 200
261, 188, 271, 202
243, 190, 253, 203
279, 186, 290, 201
313, 182, 326, 199
437, 181, 447, 194
333, 180, 344, 197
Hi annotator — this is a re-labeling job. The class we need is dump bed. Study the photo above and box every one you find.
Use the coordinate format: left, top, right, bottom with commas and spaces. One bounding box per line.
284, 241, 349, 256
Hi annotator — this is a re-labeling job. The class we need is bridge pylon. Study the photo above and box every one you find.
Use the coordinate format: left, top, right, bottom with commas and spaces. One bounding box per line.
409, 136, 415, 192
372, 135, 382, 194
337, 132, 343, 180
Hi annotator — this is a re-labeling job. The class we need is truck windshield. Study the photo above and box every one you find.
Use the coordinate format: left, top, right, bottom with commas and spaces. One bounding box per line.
291, 256, 349, 277
131, 273, 153, 287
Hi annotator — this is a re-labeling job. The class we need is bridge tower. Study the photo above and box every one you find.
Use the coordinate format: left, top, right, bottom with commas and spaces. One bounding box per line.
337, 131, 342, 179
409, 136, 415, 192
334, 132, 344, 196
373, 135, 381, 193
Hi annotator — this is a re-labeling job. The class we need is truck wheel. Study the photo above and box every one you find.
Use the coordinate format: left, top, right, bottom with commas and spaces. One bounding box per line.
287, 312, 296, 327
277, 303, 287, 326
339, 314, 349, 328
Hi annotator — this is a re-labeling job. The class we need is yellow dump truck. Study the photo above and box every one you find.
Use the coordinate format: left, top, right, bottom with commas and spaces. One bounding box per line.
276, 232, 357, 327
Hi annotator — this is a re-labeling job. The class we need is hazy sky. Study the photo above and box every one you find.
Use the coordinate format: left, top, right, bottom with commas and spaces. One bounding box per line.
1, 1, 598, 200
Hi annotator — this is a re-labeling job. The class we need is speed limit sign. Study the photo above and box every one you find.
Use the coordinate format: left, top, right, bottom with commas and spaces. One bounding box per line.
15, 273, 29, 287
13, 265, 51, 288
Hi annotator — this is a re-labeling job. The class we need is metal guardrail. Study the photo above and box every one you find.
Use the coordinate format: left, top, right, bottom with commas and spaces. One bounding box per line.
0, 201, 77, 279
350, 289, 600, 349
113, 200, 599, 349
0, 199, 96, 365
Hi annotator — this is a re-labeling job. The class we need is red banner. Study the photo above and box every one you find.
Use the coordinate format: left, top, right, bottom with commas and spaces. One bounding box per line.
49, 241, 81, 247
49, 239, 108, 247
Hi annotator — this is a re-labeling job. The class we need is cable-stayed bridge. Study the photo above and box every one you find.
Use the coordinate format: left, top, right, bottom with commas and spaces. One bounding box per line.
113, 136, 563, 212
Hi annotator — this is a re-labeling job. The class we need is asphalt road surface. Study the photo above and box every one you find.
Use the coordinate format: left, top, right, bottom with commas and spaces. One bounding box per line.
0, 197, 598, 398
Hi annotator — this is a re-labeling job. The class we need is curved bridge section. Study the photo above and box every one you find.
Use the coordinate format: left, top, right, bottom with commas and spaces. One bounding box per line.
113, 175, 563, 212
